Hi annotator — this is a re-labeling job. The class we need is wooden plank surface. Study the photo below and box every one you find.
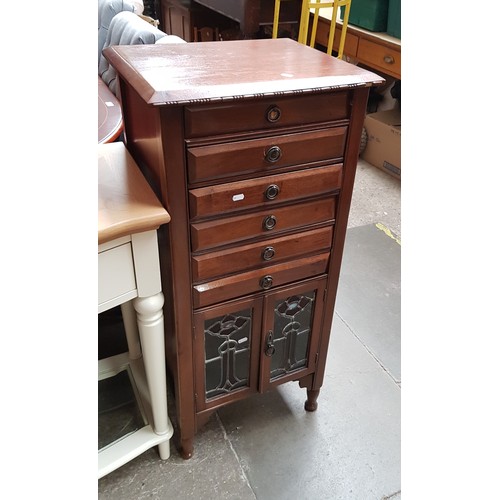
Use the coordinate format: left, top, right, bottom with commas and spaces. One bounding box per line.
98, 142, 171, 244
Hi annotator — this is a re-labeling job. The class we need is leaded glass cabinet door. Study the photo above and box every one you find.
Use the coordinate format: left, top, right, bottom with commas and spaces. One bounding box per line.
260, 278, 327, 391
194, 296, 263, 411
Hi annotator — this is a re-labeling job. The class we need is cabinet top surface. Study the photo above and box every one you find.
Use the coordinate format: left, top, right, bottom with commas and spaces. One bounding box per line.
98, 142, 171, 245
103, 38, 384, 106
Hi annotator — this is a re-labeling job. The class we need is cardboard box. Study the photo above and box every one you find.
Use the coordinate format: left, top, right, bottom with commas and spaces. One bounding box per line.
361, 108, 401, 179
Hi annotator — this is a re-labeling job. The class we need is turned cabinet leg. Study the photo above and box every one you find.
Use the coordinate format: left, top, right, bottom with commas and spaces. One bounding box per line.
180, 437, 194, 460
134, 292, 172, 459
305, 389, 320, 412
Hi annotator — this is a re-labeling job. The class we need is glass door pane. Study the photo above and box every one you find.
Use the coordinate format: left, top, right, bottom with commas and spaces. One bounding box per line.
194, 296, 262, 410
204, 309, 252, 399
261, 278, 327, 390
270, 290, 316, 380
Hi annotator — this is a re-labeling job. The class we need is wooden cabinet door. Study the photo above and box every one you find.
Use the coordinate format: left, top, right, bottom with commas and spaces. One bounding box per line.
194, 278, 327, 410
193, 296, 263, 411
259, 278, 327, 391
160, 0, 192, 41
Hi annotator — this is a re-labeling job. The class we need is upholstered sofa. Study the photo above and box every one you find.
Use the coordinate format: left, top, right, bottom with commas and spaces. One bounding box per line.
98, 10, 186, 95
98, 0, 146, 65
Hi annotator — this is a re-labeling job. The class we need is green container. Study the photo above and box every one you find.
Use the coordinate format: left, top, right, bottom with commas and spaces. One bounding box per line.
387, 0, 401, 38
341, 0, 389, 32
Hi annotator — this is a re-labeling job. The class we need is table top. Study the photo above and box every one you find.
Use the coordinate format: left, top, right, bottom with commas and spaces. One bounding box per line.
102, 38, 384, 106
98, 142, 170, 245
98, 76, 124, 144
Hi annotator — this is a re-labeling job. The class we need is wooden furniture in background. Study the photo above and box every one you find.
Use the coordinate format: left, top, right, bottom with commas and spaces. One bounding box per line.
98, 76, 123, 144
193, 0, 301, 37
160, 0, 195, 40
98, 142, 173, 478
193, 24, 219, 41
314, 3, 401, 79
193, 0, 262, 36
103, 38, 383, 460
160, 0, 240, 41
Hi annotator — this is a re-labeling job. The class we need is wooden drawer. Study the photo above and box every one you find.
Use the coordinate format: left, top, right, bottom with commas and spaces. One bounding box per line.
187, 127, 347, 184
192, 226, 333, 282
191, 197, 336, 252
357, 38, 401, 78
184, 93, 350, 138
189, 164, 342, 219
193, 252, 330, 308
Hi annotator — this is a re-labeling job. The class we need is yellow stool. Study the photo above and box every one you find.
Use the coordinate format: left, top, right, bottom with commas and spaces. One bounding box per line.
273, 0, 351, 59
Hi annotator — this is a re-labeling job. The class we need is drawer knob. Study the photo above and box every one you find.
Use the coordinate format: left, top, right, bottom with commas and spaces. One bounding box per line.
384, 55, 395, 64
262, 246, 275, 261
266, 106, 281, 123
260, 275, 274, 290
265, 145, 282, 163
264, 331, 276, 356
265, 184, 280, 200
263, 215, 277, 231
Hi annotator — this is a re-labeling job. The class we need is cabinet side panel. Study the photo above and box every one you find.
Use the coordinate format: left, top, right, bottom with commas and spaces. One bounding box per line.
118, 79, 167, 201
119, 94, 198, 457
157, 106, 197, 456
314, 86, 371, 391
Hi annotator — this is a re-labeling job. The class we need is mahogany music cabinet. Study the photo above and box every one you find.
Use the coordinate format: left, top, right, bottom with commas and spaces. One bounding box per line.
103, 38, 383, 459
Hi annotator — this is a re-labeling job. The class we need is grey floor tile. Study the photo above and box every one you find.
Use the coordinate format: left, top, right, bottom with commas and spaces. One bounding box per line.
98, 414, 255, 500
348, 159, 401, 240
218, 315, 401, 500
382, 492, 401, 500
335, 223, 401, 383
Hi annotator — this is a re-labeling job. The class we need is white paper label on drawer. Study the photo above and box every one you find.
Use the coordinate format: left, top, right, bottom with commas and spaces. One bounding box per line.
232, 193, 245, 202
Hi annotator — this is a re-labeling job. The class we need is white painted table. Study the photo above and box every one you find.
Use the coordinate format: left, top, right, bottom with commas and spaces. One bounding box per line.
98, 142, 173, 479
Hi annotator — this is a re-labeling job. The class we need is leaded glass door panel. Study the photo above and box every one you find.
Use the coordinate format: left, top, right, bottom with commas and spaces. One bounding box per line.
260, 278, 327, 391
194, 296, 263, 411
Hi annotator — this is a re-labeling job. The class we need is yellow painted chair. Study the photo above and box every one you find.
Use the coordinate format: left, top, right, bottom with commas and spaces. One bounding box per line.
272, 0, 351, 59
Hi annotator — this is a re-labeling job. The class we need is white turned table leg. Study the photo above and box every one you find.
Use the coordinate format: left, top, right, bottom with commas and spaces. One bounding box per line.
157, 439, 171, 460
133, 292, 171, 460
120, 301, 142, 360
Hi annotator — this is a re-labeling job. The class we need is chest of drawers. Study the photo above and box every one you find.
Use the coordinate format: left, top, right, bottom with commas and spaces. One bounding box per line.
104, 38, 383, 459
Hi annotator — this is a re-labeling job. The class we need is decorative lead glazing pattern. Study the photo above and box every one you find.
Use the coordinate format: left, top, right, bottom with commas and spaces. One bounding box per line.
270, 291, 316, 380
204, 309, 252, 399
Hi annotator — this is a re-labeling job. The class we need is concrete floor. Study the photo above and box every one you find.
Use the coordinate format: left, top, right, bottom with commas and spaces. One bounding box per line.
98, 158, 401, 500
